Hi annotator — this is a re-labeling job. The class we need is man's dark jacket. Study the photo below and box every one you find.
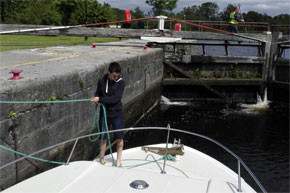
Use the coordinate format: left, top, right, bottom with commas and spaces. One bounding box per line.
95, 74, 125, 117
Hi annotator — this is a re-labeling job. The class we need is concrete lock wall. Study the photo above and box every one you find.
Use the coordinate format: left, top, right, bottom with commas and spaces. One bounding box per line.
0, 45, 163, 190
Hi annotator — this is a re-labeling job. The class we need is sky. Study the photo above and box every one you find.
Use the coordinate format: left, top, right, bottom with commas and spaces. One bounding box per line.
97, 0, 290, 17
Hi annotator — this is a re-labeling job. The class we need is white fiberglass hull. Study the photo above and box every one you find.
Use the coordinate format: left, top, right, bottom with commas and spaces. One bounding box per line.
3, 144, 256, 193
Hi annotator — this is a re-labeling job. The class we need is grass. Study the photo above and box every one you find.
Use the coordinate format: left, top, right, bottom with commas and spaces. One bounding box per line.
0, 35, 124, 51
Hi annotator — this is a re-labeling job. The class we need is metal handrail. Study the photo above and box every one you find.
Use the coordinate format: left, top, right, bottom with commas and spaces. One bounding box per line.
0, 127, 267, 193
163, 19, 270, 32
145, 154, 163, 171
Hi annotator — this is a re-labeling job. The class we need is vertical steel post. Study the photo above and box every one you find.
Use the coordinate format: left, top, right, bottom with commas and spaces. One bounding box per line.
238, 160, 242, 192
161, 124, 171, 174
66, 139, 79, 165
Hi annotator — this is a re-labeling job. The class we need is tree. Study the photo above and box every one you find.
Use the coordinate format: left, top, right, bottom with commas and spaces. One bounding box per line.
56, 0, 78, 25
41, 9, 62, 25
56, 0, 106, 25
132, 7, 145, 19
20, 0, 61, 25
272, 14, 290, 34
145, 0, 178, 16
197, 2, 219, 20
111, 8, 125, 21
175, 5, 200, 31
0, 0, 30, 24
178, 5, 199, 20
245, 11, 265, 22
272, 14, 289, 25
96, 3, 115, 23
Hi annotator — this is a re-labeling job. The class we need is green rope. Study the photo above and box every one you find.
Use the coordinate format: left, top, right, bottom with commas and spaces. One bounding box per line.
88, 104, 101, 142
0, 98, 91, 166
92, 104, 116, 166
0, 99, 117, 166
0, 99, 176, 169
166, 154, 176, 161
0, 144, 65, 165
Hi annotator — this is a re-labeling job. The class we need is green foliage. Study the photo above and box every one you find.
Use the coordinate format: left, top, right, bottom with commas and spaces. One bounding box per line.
22, 0, 61, 25
101, 3, 115, 23
145, 0, 178, 16
48, 96, 57, 101
48, 96, 64, 101
55, 0, 77, 25
41, 9, 62, 25
0, 0, 119, 26
201, 72, 212, 78
272, 14, 290, 25
214, 70, 224, 78
229, 64, 238, 78
127, 65, 134, 73
9, 110, 16, 118
0, 0, 29, 24
189, 68, 201, 78
177, 5, 199, 20
64, 0, 104, 25
111, 8, 125, 21
132, 7, 145, 19
245, 11, 266, 23
178, 2, 219, 21
79, 78, 85, 91
271, 14, 290, 34
147, 69, 152, 75
131, 7, 146, 29
197, 2, 219, 20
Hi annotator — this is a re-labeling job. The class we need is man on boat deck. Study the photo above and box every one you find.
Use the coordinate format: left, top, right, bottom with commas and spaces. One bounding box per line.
228, 6, 245, 33
91, 62, 125, 167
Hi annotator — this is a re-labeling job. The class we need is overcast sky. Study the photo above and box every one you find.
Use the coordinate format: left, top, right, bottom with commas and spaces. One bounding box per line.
98, 0, 289, 17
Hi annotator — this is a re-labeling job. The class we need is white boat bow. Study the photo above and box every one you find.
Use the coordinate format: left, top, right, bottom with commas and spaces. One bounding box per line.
1, 127, 267, 193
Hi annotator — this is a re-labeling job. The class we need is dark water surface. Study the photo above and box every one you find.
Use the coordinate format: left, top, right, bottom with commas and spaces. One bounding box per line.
125, 98, 289, 193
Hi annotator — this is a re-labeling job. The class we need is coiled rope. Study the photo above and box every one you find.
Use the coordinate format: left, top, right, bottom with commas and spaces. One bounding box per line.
89, 103, 116, 166
0, 99, 174, 168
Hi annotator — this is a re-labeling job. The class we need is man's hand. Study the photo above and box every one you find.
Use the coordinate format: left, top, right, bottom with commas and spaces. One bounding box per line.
91, 97, 100, 103
241, 19, 245, 22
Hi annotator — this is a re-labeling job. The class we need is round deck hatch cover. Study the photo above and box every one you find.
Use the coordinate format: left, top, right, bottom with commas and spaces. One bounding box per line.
129, 180, 149, 189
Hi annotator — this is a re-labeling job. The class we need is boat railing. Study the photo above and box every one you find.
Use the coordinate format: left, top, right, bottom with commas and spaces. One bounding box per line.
0, 126, 267, 193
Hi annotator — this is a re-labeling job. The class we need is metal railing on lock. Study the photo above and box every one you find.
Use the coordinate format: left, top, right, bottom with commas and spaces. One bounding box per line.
200, 21, 270, 33
0, 126, 267, 193
160, 19, 270, 33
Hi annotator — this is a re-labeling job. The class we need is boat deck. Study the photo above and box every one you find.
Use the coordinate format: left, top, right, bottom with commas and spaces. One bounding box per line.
3, 144, 257, 193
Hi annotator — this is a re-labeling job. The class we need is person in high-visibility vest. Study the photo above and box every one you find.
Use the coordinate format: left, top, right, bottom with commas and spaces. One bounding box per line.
228, 7, 245, 33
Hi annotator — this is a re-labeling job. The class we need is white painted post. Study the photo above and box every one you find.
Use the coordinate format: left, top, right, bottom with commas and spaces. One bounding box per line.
156, 15, 168, 31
